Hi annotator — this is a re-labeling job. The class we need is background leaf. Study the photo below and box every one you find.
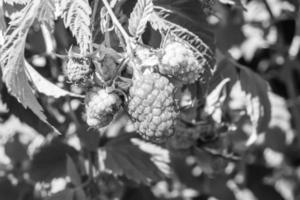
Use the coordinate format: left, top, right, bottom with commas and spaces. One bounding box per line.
99, 133, 168, 184
66, 155, 81, 186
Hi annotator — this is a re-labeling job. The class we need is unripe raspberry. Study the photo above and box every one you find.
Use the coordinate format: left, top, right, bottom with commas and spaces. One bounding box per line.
94, 55, 118, 83
85, 89, 121, 128
160, 42, 204, 84
65, 56, 93, 85
128, 70, 178, 142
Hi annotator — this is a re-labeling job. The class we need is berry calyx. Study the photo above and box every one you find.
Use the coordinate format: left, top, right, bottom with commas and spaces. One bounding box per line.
159, 42, 204, 84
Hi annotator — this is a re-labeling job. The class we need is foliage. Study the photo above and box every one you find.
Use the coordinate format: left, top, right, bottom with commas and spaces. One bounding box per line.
0, 0, 300, 200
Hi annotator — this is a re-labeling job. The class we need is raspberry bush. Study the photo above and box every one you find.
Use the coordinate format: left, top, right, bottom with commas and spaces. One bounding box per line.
0, 0, 299, 200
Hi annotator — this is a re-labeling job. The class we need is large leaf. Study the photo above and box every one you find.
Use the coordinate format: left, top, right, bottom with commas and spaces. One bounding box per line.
25, 62, 83, 98
58, 0, 92, 54
0, 1, 61, 133
30, 139, 78, 182
128, 0, 154, 38
99, 133, 169, 184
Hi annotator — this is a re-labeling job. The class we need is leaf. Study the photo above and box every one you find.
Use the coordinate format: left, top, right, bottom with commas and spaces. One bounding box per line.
37, 0, 56, 31
0, 2, 5, 48
0, 1, 5, 33
0, 177, 19, 200
25, 62, 83, 99
47, 189, 74, 200
0, 0, 60, 133
238, 66, 271, 145
204, 78, 230, 123
4, 133, 29, 163
99, 133, 169, 184
128, 0, 154, 38
3, 0, 30, 5
150, 0, 215, 72
58, 0, 92, 54
66, 156, 81, 186
30, 139, 78, 182
74, 188, 86, 200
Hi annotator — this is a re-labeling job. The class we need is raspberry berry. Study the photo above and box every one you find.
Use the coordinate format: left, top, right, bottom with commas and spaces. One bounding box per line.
160, 42, 204, 84
65, 56, 93, 85
85, 89, 121, 128
128, 70, 178, 142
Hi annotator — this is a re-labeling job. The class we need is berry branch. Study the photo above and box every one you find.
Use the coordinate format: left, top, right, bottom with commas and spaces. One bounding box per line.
101, 0, 133, 52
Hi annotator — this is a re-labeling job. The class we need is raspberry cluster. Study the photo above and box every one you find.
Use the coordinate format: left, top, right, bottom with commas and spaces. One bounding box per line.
159, 42, 204, 84
85, 89, 121, 128
64, 40, 210, 144
128, 70, 177, 142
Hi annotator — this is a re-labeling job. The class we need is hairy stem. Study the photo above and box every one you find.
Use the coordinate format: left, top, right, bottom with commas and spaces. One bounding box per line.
101, 0, 131, 47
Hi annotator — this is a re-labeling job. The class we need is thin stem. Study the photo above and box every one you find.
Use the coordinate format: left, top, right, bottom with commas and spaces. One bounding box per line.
91, 0, 100, 34
101, 0, 131, 46
262, 0, 275, 22
202, 147, 241, 162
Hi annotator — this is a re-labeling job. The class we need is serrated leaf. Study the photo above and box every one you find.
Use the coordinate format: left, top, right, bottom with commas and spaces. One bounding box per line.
0, 0, 61, 133
58, 0, 92, 54
99, 134, 168, 184
0, 2, 5, 47
130, 138, 171, 176
37, 0, 56, 31
3, 0, 30, 5
0, 2, 5, 32
25, 62, 83, 98
66, 155, 81, 186
4, 134, 29, 163
128, 0, 154, 38
30, 140, 78, 182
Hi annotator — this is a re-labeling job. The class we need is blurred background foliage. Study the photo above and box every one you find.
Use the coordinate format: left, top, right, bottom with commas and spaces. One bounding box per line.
1, 0, 300, 200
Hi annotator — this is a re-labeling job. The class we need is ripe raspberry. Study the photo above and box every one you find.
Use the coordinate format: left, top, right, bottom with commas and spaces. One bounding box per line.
65, 56, 93, 85
128, 70, 177, 142
160, 42, 204, 84
167, 121, 199, 149
85, 89, 121, 128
